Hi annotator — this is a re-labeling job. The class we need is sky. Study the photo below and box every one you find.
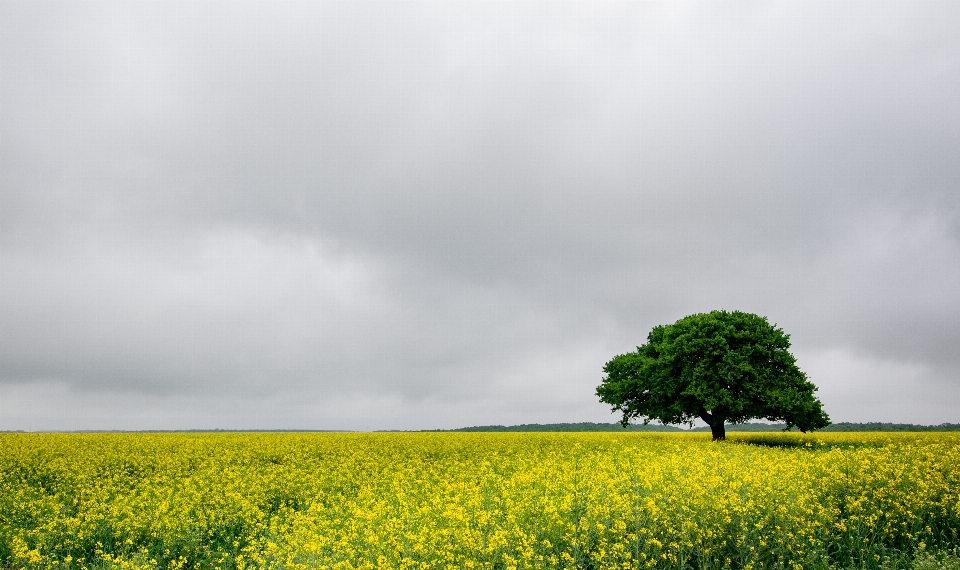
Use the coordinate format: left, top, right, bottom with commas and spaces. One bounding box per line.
1, 1, 959, 431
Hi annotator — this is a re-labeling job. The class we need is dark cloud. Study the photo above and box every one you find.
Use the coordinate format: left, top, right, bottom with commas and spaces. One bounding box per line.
2, 1, 959, 429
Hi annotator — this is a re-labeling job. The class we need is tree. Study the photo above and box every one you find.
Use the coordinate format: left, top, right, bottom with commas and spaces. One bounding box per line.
596, 310, 830, 440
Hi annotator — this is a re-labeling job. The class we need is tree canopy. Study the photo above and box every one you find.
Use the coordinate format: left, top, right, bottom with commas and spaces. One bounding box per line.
596, 310, 830, 440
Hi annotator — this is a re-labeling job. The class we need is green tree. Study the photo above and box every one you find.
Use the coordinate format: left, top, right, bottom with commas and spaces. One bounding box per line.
596, 310, 830, 440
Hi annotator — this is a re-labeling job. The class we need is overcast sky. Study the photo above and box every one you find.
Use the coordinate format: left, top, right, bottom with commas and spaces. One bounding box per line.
2, 1, 959, 431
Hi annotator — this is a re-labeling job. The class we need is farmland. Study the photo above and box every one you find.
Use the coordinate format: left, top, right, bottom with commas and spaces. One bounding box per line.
2, 432, 959, 570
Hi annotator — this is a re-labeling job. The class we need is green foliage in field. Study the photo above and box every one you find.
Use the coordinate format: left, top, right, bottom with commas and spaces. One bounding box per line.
911, 549, 960, 570
436, 422, 960, 433
1, 432, 959, 569
822, 423, 960, 432
689, 422, 960, 433
438, 422, 684, 432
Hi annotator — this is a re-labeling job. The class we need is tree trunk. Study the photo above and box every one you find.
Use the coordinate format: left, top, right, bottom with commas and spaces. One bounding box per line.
699, 408, 726, 442
710, 423, 726, 441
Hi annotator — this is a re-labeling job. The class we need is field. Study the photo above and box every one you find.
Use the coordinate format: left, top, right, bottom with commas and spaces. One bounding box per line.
2, 432, 959, 570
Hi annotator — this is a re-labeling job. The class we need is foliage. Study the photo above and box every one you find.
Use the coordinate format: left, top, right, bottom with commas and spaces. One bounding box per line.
435, 422, 684, 432
695, 423, 960, 433
597, 310, 830, 439
2, 432, 960, 569
911, 548, 960, 570
823, 423, 960, 432
428, 422, 960, 433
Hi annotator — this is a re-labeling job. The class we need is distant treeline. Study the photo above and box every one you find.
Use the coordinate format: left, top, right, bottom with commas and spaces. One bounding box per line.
433, 422, 684, 433
433, 422, 960, 433
818, 422, 960, 432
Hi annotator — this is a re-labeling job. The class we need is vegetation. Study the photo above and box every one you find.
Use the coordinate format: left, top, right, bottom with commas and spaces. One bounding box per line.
435, 422, 684, 432
2, 431, 959, 569
908, 548, 960, 570
437, 422, 960, 433
822, 422, 960, 432
691, 423, 960, 433
597, 310, 830, 440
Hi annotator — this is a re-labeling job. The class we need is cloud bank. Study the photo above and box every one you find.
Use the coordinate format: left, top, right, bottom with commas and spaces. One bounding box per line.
2, 1, 959, 429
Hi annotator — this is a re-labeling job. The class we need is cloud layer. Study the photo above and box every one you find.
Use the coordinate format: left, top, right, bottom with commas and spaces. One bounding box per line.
2, 2, 959, 429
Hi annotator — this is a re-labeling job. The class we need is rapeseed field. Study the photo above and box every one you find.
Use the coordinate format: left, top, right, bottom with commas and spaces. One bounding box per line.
1, 432, 958, 570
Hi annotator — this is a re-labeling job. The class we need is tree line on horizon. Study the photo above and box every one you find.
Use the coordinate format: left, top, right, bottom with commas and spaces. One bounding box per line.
434, 421, 960, 433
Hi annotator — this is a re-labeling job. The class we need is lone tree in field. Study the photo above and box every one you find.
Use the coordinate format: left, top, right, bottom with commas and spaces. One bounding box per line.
596, 310, 830, 440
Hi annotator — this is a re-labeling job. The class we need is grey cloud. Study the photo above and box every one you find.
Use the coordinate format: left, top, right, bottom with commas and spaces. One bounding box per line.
2, 1, 959, 429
